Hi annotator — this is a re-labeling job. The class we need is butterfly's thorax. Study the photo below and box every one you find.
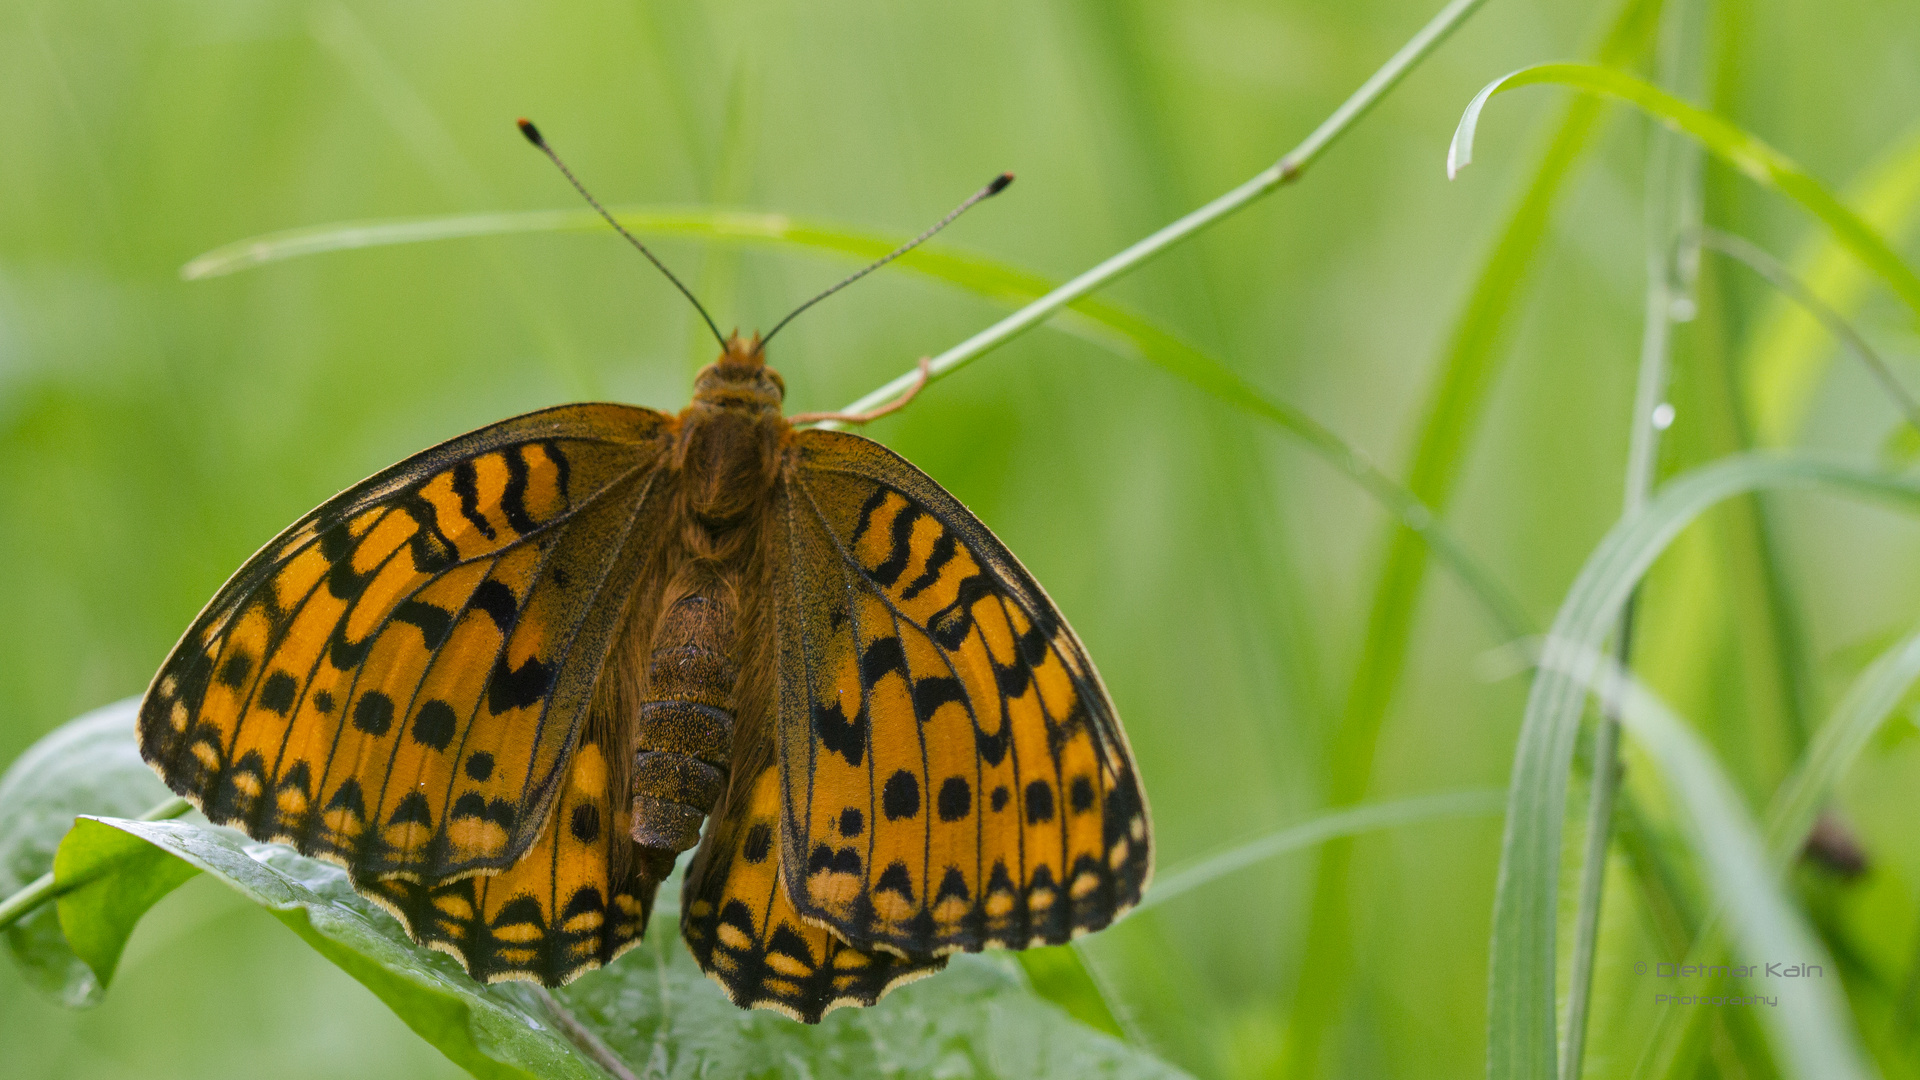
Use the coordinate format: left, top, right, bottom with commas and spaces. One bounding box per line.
630, 334, 788, 856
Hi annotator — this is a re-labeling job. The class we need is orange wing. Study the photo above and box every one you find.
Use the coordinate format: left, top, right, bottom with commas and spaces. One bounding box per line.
139, 403, 670, 889
768, 429, 1151, 959
358, 729, 658, 984
681, 764, 944, 1021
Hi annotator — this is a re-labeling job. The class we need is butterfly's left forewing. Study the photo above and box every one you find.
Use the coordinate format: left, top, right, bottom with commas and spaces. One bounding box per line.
139, 403, 676, 985
768, 429, 1151, 960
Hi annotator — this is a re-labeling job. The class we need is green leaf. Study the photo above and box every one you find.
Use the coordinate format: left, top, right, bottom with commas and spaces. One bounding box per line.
70, 817, 597, 1080
548, 927, 1188, 1079
45, 807, 1190, 1078
49, 817, 199, 997
1486, 452, 1920, 1080
1539, 648, 1873, 1080
0, 697, 172, 1006
1450, 62, 1920, 321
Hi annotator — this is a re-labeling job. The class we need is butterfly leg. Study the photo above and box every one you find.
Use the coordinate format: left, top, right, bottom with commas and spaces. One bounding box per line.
789, 357, 932, 426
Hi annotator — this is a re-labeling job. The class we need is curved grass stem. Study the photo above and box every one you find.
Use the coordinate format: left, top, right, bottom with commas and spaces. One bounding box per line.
819, 0, 1493, 424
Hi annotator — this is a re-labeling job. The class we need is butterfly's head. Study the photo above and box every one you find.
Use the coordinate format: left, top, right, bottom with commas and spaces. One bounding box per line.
691, 330, 786, 414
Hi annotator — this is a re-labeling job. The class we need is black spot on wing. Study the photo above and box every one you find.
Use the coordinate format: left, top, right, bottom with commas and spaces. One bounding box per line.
486, 654, 553, 713
218, 651, 253, 690
912, 675, 966, 722
1071, 775, 1096, 813
352, 692, 394, 736
390, 791, 433, 826
450, 461, 498, 541
883, 770, 919, 821
860, 636, 907, 684
411, 700, 458, 750
812, 698, 866, 768
470, 579, 518, 631
936, 867, 970, 903
569, 803, 601, 843
1024, 780, 1054, 824
464, 751, 493, 781
869, 502, 922, 588
260, 671, 299, 716
395, 491, 457, 574
326, 779, 366, 816
899, 530, 957, 601
393, 599, 455, 649
876, 861, 914, 902
491, 895, 544, 931
327, 622, 373, 670
937, 776, 971, 822
742, 822, 773, 864
930, 575, 995, 650
501, 446, 537, 534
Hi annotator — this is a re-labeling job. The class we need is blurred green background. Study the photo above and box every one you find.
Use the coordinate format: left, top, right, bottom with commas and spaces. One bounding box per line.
6, 0, 1920, 1077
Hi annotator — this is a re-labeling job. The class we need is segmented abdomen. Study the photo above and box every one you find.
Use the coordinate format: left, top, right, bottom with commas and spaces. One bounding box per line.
631, 589, 736, 852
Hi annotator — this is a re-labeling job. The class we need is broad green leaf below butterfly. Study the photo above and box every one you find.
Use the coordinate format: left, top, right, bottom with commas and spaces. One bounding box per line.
138, 120, 1151, 1022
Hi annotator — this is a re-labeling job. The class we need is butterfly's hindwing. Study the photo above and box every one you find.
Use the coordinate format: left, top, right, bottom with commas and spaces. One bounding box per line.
771, 429, 1151, 959
682, 764, 945, 1021
139, 403, 674, 890
357, 731, 657, 984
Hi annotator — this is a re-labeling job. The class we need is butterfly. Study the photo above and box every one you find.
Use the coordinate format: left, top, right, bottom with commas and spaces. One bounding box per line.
136, 120, 1151, 1023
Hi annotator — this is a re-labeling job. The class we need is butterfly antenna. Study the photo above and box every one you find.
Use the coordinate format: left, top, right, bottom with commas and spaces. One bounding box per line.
518, 118, 728, 351
756, 171, 1014, 353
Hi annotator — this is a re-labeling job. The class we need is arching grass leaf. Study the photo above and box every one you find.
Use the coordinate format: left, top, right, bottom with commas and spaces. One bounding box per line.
1487, 452, 1920, 1080
1538, 646, 1873, 1080
1451, 63, 1920, 320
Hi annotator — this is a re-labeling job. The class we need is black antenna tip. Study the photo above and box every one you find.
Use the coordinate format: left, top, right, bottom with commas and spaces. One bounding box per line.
517, 118, 546, 149
987, 172, 1014, 196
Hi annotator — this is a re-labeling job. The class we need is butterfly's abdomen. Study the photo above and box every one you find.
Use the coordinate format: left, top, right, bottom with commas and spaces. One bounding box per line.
631, 587, 737, 853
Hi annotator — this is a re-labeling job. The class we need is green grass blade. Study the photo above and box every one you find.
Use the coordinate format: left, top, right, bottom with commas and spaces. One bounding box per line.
1698, 228, 1920, 434
1136, 788, 1504, 913
1744, 119, 1920, 445
1634, 620, 1920, 1078
1451, 63, 1920, 320
1286, 1, 1665, 1069
1488, 452, 1920, 1080
179, 208, 1532, 642
1538, 648, 1874, 1080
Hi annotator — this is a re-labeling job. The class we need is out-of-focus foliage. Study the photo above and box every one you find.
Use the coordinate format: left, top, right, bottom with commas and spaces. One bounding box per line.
6, 0, 1920, 1077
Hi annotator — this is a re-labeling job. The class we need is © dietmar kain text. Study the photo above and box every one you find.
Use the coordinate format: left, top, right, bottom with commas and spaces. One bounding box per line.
1635, 962, 1825, 978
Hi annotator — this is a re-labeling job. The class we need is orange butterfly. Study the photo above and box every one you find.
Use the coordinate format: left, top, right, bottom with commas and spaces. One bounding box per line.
137, 120, 1151, 1022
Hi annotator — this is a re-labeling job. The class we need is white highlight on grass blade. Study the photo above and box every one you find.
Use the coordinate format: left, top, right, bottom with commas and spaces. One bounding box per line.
1650, 402, 1675, 429
1445, 63, 1920, 318
1447, 74, 1509, 179
1536, 642, 1873, 1080
1136, 789, 1504, 913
